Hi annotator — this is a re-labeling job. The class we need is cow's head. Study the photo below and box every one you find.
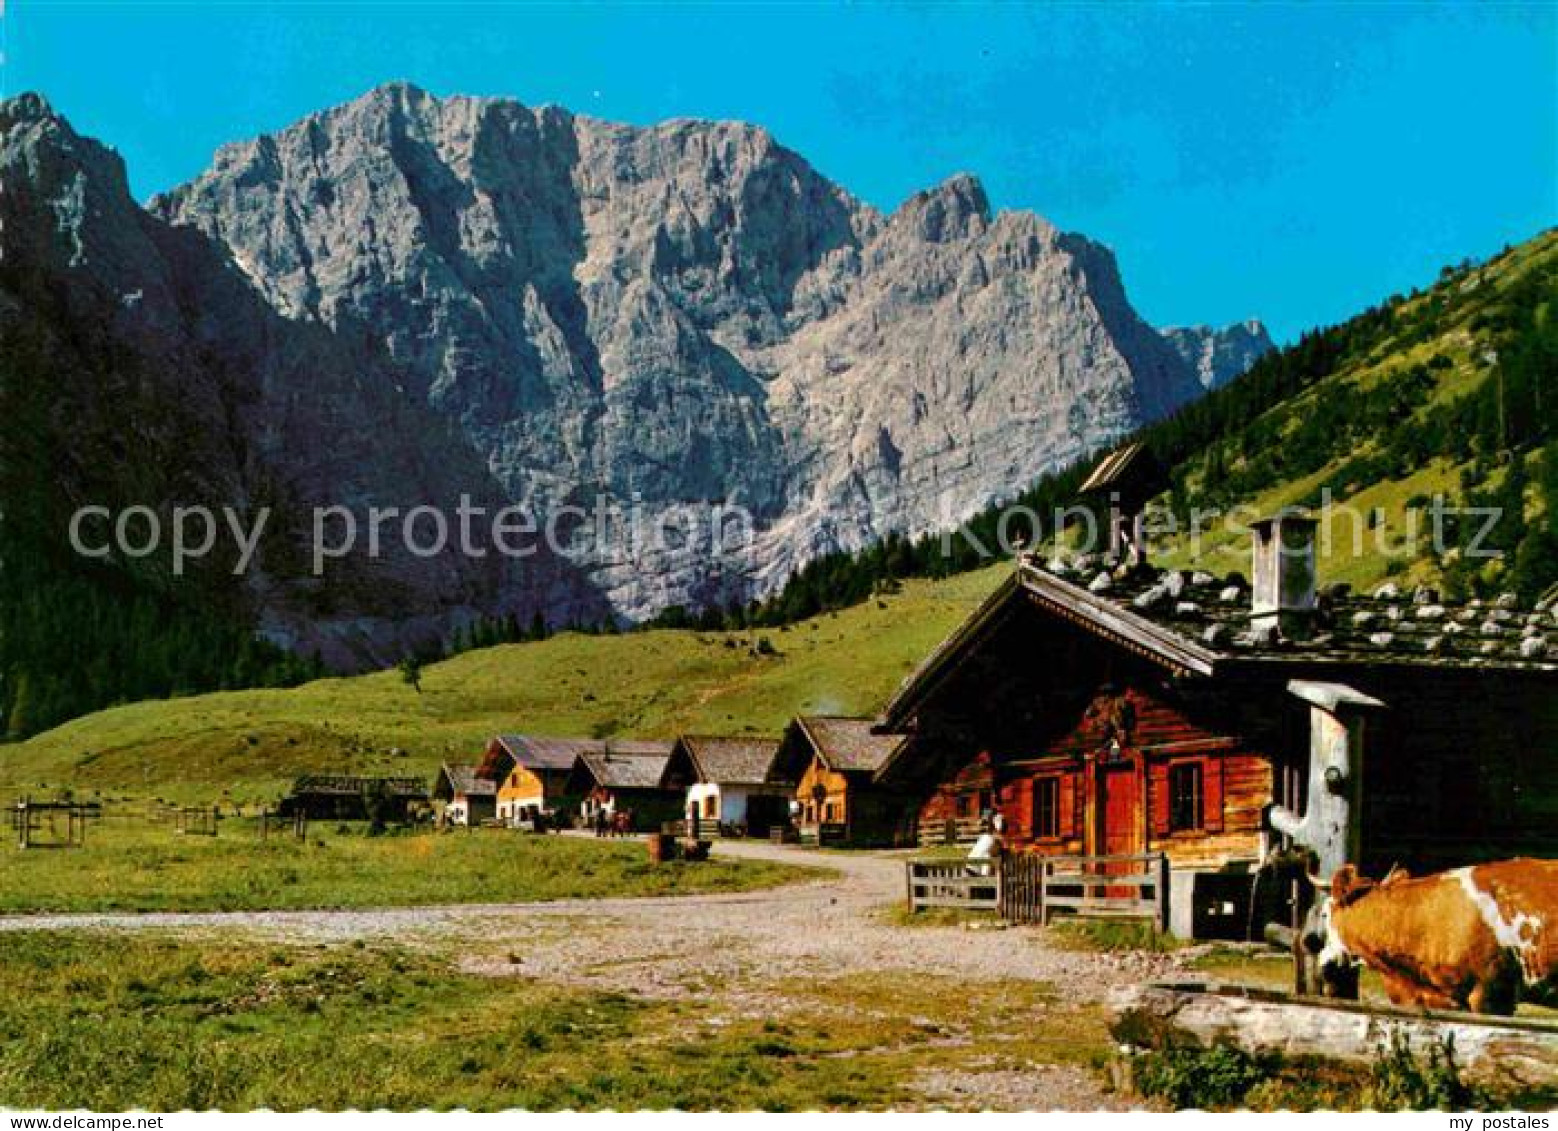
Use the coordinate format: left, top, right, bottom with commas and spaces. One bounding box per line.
1306, 865, 1378, 984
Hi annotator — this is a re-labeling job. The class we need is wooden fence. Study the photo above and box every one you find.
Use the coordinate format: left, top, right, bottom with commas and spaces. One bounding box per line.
915, 816, 985, 847
798, 822, 847, 848
905, 858, 1001, 912
1035, 853, 1169, 931
906, 851, 1168, 930
662, 818, 725, 841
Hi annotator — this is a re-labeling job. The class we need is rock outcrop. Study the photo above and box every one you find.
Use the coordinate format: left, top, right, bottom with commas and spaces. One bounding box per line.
1161, 319, 1274, 390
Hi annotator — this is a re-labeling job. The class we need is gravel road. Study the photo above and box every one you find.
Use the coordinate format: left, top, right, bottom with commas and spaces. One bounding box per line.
0, 838, 1181, 1109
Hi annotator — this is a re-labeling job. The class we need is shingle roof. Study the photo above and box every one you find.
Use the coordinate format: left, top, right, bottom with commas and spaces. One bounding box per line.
439, 764, 496, 798
881, 557, 1556, 729
576, 746, 675, 790
798, 716, 903, 774
678, 736, 787, 786
493, 735, 601, 772
1027, 556, 1555, 669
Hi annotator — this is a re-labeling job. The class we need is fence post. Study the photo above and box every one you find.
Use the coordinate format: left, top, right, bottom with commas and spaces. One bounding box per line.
1156, 853, 1170, 934
905, 860, 914, 912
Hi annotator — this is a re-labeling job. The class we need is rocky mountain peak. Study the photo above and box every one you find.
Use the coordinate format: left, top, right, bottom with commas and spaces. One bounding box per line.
893, 172, 991, 243
7, 87, 1270, 659
1161, 319, 1276, 390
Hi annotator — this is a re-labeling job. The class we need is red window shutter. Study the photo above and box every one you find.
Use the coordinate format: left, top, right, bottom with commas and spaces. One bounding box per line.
1150, 764, 1172, 838
1204, 756, 1225, 833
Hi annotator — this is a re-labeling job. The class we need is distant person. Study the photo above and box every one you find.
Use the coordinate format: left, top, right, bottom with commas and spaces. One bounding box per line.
593, 806, 608, 838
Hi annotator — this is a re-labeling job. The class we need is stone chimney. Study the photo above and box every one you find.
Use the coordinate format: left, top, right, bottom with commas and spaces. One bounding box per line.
1250, 513, 1317, 635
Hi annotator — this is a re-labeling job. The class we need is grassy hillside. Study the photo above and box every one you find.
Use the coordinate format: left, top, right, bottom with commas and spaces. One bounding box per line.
0, 566, 1006, 803
1149, 230, 1557, 593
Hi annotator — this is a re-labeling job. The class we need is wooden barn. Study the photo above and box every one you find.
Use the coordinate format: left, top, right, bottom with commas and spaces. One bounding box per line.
564, 741, 681, 831
432, 763, 496, 826
478, 735, 593, 824
276, 775, 429, 823
772, 716, 914, 847
879, 512, 1557, 939
661, 736, 793, 837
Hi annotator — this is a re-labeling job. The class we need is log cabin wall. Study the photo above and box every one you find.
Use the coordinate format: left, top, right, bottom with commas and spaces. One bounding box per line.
796, 757, 851, 826
985, 684, 1270, 869
894, 587, 1557, 880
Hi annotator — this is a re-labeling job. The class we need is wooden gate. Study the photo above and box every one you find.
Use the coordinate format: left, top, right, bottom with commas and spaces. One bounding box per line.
904, 851, 1168, 930
999, 852, 1044, 924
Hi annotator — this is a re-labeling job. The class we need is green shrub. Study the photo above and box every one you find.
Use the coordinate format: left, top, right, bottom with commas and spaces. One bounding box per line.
1133, 1040, 1279, 1109
1364, 1031, 1489, 1111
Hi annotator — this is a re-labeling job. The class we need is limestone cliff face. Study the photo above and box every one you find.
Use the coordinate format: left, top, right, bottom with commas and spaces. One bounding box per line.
152, 83, 1257, 619
5, 84, 1267, 659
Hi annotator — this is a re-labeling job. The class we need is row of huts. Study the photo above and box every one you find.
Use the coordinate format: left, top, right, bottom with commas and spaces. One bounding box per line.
439, 446, 1558, 938
435, 717, 908, 843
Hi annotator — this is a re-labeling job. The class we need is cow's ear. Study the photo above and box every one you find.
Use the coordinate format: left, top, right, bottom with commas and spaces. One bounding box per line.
1331, 864, 1373, 907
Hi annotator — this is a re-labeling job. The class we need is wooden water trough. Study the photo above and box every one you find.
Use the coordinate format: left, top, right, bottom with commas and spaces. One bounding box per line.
1110, 980, 1558, 1088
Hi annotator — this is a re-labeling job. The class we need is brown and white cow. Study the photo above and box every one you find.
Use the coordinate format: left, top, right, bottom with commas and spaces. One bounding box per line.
1313, 858, 1558, 1015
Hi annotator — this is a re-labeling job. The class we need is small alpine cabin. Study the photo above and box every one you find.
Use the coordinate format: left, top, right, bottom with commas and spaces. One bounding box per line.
564, 741, 681, 831
432, 763, 497, 826
772, 716, 914, 847
660, 735, 792, 837
880, 507, 1557, 939
276, 775, 429, 823
478, 735, 593, 824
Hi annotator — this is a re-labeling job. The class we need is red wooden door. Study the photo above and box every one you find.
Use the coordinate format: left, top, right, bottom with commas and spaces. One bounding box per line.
1100, 764, 1140, 855
1098, 763, 1141, 895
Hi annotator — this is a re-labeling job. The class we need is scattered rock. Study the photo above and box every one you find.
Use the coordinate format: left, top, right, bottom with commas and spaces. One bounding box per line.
1173, 601, 1203, 618
1369, 632, 1395, 647
1415, 605, 1447, 620
1247, 622, 1280, 648
1480, 621, 1504, 637
1520, 636, 1549, 659
1351, 611, 1378, 629
1412, 585, 1439, 606
1496, 592, 1520, 610
1088, 571, 1113, 594
1203, 623, 1232, 647
1373, 582, 1401, 600
1422, 635, 1447, 655
1190, 571, 1216, 588
1133, 585, 1169, 611
1162, 571, 1188, 599
1218, 585, 1243, 603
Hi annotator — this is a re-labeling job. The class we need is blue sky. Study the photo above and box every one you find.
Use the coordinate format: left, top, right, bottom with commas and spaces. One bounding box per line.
3, 2, 1554, 342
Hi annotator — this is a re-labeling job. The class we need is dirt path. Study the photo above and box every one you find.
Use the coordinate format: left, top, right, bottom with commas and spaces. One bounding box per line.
0, 838, 1179, 1109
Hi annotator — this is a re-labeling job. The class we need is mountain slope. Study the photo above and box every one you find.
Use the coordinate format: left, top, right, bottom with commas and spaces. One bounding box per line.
1144, 230, 1557, 596
0, 84, 1267, 736
0, 94, 606, 734
0, 566, 1008, 801
731, 229, 1557, 627
152, 82, 1253, 615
